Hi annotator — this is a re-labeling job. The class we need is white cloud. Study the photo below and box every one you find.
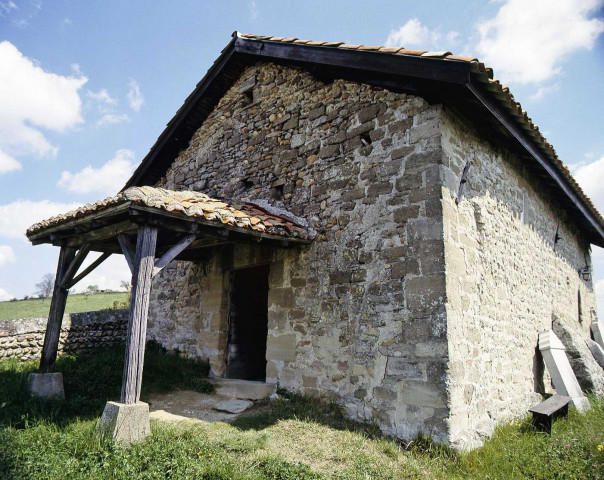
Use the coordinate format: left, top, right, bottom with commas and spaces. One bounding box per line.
127, 78, 144, 111
385, 18, 459, 50
596, 277, 604, 318
249, 0, 258, 20
475, 0, 604, 85
71, 255, 132, 293
0, 149, 21, 174
573, 155, 604, 211
0, 245, 15, 266
87, 88, 117, 105
57, 149, 136, 195
71, 63, 83, 76
0, 288, 14, 301
97, 113, 130, 126
0, 1, 17, 15
529, 83, 561, 101
0, 41, 87, 159
0, 199, 81, 240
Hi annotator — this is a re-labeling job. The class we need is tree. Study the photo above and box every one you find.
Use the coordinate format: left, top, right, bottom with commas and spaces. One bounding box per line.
35, 273, 55, 298
86, 285, 99, 295
120, 280, 131, 292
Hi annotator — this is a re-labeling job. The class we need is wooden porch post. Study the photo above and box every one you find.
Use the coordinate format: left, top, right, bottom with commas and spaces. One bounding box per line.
121, 224, 158, 404
38, 246, 77, 374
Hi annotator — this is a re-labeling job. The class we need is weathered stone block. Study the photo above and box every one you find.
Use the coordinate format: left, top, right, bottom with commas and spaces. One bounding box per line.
398, 382, 446, 408
98, 401, 151, 445
266, 334, 296, 362
27, 372, 65, 400
390, 259, 419, 279
407, 219, 443, 242
393, 205, 420, 223
405, 275, 446, 311
268, 288, 295, 308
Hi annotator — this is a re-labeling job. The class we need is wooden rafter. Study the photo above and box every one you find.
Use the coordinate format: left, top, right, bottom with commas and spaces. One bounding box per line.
152, 234, 197, 277
63, 252, 112, 289
59, 244, 91, 288
118, 234, 136, 274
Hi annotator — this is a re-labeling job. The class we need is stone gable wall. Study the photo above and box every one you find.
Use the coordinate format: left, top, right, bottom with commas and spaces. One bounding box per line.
0, 309, 128, 361
439, 106, 598, 449
147, 62, 451, 442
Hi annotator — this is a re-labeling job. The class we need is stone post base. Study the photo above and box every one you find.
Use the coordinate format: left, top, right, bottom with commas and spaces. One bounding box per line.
98, 401, 151, 445
26, 372, 65, 400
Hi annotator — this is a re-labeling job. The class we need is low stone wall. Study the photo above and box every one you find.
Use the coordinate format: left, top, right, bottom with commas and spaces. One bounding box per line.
0, 309, 128, 361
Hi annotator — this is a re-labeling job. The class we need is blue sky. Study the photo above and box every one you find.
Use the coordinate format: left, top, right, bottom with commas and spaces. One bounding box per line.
1, 0, 604, 310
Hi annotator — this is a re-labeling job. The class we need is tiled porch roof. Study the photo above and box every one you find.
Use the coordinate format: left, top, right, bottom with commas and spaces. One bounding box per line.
26, 186, 314, 241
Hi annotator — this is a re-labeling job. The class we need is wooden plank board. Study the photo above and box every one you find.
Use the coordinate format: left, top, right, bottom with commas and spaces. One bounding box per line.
529, 395, 571, 415
66, 220, 138, 247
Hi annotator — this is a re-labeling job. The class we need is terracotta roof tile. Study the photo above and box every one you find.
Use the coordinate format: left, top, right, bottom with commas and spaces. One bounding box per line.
27, 187, 315, 241
397, 48, 427, 56
420, 51, 453, 58
445, 54, 478, 62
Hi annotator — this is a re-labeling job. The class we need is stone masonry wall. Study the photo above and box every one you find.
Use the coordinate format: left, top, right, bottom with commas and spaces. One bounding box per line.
440, 106, 598, 449
0, 309, 128, 361
147, 62, 451, 442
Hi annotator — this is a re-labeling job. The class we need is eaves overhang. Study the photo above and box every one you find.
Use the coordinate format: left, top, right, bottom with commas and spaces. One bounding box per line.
123, 32, 604, 248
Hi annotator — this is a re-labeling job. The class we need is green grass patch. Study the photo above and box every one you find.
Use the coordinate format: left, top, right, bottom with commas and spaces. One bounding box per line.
0, 292, 130, 321
0, 347, 603, 479
0, 343, 211, 429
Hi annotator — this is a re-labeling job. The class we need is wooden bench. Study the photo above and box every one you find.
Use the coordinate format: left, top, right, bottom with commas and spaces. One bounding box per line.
529, 395, 571, 434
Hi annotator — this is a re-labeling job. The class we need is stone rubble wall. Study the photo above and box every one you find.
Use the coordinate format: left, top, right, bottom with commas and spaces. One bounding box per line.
148, 62, 451, 443
439, 106, 599, 449
0, 309, 128, 361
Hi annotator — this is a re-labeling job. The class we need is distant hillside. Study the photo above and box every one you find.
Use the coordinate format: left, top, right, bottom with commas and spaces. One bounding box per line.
0, 292, 129, 321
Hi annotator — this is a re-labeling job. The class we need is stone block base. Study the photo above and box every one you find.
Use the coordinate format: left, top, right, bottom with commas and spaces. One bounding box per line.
98, 401, 151, 444
27, 372, 65, 400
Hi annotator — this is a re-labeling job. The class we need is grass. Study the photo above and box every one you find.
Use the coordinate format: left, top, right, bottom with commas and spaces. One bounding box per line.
0, 291, 129, 321
1, 347, 603, 479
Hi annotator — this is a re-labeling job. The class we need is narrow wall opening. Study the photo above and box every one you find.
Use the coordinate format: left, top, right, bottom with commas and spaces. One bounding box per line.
226, 264, 270, 381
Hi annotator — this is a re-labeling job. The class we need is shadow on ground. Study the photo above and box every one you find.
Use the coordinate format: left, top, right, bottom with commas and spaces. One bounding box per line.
0, 343, 212, 429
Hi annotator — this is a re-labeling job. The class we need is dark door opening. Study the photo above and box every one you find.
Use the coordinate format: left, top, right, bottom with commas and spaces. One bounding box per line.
226, 265, 269, 381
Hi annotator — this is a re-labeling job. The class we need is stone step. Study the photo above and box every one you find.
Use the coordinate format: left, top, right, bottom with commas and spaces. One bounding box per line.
209, 378, 276, 400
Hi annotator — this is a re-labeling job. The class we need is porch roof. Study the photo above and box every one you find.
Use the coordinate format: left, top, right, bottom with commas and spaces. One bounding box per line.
26, 186, 314, 259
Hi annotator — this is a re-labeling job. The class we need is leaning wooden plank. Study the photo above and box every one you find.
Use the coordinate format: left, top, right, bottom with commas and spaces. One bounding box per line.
39, 246, 77, 374
152, 234, 196, 277
64, 252, 112, 289
118, 234, 136, 274
121, 225, 158, 404
59, 244, 91, 288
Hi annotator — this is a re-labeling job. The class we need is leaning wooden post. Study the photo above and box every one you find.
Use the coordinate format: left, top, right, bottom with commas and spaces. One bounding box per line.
27, 246, 77, 399
99, 224, 157, 444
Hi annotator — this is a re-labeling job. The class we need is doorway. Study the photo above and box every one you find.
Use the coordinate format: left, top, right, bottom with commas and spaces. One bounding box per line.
226, 264, 269, 381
